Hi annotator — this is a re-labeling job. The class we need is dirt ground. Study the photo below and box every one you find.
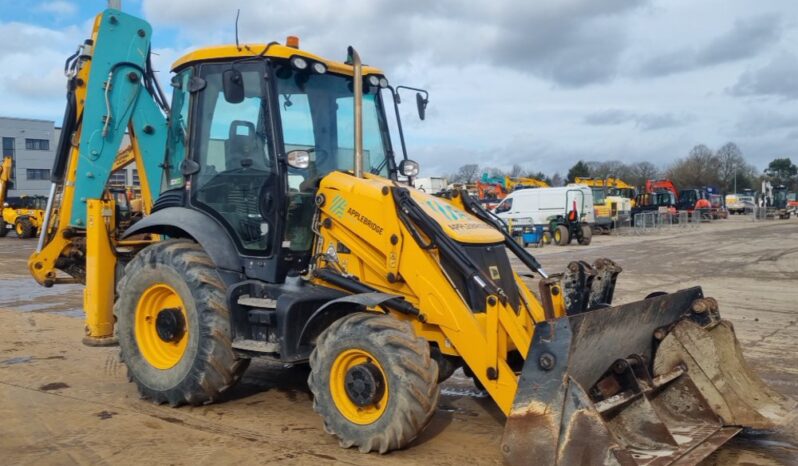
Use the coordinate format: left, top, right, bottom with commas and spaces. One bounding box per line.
1, 216, 796, 465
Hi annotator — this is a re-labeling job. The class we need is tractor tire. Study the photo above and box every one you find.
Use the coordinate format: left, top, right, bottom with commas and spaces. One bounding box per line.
0, 220, 7, 237
578, 224, 592, 245
15, 218, 35, 239
554, 225, 570, 246
308, 312, 439, 454
541, 231, 552, 245
115, 239, 249, 406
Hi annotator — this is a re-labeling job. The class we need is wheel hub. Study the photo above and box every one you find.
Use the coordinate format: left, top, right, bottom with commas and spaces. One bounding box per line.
344, 362, 385, 407
155, 308, 186, 343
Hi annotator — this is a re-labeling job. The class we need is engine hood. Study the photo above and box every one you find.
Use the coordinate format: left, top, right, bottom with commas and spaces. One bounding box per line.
407, 187, 504, 244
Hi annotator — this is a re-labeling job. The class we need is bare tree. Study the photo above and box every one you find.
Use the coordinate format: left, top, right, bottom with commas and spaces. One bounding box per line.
715, 142, 758, 192
627, 161, 659, 187
666, 144, 722, 189
551, 172, 563, 187
509, 164, 525, 178
450, 164, 480, 184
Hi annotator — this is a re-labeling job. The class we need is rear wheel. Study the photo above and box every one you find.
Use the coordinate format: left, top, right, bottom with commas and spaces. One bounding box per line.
578, 224, 592, 245
15, 218, 35, 238
308, 313, 439, 453
116, 239, 249, 406
554, 225, 570, 246
0, 220, 7, 237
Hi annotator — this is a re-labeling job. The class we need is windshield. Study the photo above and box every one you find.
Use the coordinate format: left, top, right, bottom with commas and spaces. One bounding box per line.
274, 65, 392, 189
591, 187, 606, 204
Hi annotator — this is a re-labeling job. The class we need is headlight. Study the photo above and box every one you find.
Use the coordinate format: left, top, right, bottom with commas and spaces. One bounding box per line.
367, 75, 380, 87
290, 56, 308, 70
378, 77, 389, 88
311, 62, 327, 74
399, 159, 419, 177
286, 150, 310, 169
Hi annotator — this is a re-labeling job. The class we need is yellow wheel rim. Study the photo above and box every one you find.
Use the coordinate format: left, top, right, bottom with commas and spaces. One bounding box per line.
134, 284, 188, 370
330, 348, 388, 425
554, 230, 561, 243
15, 223, 23, 236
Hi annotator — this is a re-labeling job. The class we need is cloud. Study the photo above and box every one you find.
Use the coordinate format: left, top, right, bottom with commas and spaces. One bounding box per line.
728, 52, 798, 100
141, 0, 646, 87
584, 109, 687, 131
734, 109, 798, 137
0, 21, 84, 116
36, 1, 77, 16
636, 14, 781, 77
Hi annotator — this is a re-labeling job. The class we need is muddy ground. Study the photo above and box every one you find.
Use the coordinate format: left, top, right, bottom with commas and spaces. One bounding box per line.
1, 216, 796, 465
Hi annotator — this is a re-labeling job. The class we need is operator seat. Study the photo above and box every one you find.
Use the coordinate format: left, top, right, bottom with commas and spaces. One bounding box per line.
224, 120, 267, 171
204, 120, 274, 249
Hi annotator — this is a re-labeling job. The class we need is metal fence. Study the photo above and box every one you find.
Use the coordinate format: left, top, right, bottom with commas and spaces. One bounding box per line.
615, 210, 706, 235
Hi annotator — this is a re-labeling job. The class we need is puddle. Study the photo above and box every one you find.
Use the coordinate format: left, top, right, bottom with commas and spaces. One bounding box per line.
53, 308, 84, 319
440, 387, 489, 398
0, 279, 83, 304
11, 302, 58, 312
0, 356, 33, 366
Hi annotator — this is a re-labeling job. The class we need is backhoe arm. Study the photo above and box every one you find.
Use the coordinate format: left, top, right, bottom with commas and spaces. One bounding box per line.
28, 8, 179, 344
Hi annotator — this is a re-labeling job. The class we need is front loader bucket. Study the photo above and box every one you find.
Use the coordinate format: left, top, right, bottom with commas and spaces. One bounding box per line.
501, 287, 795, 466
654, 317, 796, 430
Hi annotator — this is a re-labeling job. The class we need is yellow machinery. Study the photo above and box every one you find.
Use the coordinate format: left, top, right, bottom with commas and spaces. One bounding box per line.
574, 177, 633, 230
505, 175, 549, 191
28, 6, 794, 465
0, 156, 46, 238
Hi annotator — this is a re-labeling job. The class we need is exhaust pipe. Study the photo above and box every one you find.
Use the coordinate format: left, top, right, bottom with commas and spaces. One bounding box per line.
349, 46, 363, 178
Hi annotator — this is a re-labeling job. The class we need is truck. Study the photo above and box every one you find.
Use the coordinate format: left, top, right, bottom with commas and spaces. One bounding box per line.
493, 186, 596, 228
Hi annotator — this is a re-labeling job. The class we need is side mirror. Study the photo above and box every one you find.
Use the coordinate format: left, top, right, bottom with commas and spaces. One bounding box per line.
222, 68, 244, 103
399, 159, 419, 177
416, 92, 428, 120
287, 149, 310, 169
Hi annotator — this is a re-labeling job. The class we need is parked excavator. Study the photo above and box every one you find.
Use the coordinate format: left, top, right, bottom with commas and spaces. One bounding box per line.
28, 6, 794, 465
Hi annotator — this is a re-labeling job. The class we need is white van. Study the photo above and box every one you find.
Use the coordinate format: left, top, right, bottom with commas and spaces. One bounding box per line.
492, 186, 596, 227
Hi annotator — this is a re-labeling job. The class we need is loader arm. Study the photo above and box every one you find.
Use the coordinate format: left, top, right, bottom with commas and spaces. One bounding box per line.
28, 8, 180, 344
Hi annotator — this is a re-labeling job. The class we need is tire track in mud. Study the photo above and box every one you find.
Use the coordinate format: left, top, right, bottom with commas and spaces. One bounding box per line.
0, 378, 369, 465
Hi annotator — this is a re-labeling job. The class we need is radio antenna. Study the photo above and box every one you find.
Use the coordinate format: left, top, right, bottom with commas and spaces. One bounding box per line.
235, 9, 241, 50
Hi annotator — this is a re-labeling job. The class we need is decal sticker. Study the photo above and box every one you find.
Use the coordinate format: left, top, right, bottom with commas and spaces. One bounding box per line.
489, 265, 501, 280
330, 195, 348, 218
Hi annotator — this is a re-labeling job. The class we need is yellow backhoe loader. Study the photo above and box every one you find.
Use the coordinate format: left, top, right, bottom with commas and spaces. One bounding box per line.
28, 6, 794, 465
0, 156, 47, 238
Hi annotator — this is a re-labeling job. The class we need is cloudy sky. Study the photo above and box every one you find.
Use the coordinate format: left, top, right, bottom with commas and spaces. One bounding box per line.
1, 0, 796, 177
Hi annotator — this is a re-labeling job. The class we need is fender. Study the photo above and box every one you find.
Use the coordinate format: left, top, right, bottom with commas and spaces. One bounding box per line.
297, 292, 398, 346
121, 206, 241, 272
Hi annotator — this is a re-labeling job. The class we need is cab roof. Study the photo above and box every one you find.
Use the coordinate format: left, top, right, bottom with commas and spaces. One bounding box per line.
171, 43, 384, 76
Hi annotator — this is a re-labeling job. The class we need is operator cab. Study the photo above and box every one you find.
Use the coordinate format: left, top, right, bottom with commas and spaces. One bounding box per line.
159, 42, 420, 283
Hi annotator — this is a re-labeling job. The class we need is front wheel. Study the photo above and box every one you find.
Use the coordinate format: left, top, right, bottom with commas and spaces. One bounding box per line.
116, 239, 249, 406
308, 313, 439, 454
554, 225, 570, 246
578, 224, 592, 245
15, 218, 35, 238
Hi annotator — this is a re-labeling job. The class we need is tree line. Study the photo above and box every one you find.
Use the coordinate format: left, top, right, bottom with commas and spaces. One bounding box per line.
448, 142, 798, 193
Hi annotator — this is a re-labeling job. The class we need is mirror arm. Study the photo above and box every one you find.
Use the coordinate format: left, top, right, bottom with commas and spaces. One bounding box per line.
386, 85, 409, 162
